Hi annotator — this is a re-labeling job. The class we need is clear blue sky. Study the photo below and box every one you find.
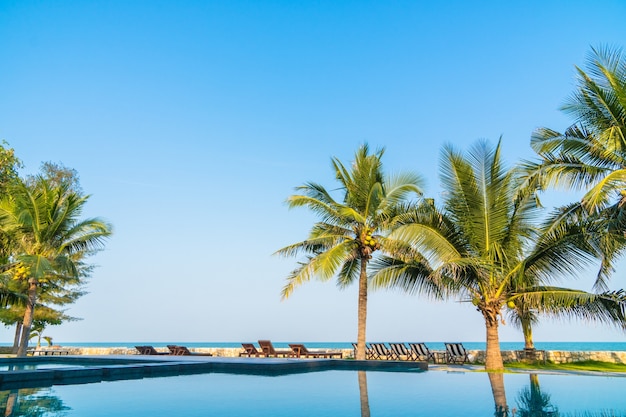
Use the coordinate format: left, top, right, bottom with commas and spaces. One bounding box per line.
1, 0, 625, 344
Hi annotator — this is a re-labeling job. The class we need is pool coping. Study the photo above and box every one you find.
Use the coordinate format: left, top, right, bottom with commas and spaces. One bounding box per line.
0, 355, 428, 390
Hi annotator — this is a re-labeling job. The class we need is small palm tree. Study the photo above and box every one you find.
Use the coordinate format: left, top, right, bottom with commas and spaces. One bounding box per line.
0, 177, 112, 356
275, 144, 424, 359
373, 140, 626, 370
505, 202, 626, 350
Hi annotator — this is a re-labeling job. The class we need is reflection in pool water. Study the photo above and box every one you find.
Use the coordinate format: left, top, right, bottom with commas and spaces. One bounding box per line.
0, 370, 625, 416
514, 373, 557, 417
0, 364, 85, 372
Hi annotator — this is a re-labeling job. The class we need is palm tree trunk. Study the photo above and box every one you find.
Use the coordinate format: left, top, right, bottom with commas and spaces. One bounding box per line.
357, 371, 370, 417
16, 278, 37, 357
485, 315, 504, 371
4, 390, 18, 417
487, 372, 508, 417
521, 315, 534, 350
356, 258, 368, 360
12, 323, 21, 354
529, 373, 542, 413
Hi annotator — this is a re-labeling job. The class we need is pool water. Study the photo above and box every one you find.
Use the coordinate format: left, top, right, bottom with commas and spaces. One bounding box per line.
0, 363, 86, 372
1, 370, 625, 416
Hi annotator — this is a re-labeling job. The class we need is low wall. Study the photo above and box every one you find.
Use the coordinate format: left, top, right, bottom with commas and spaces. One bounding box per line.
35, 347, 626, 364
468, 350, 626, 364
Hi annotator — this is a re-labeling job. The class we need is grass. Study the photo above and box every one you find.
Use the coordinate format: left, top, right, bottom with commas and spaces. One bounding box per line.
506, 360, 626, 373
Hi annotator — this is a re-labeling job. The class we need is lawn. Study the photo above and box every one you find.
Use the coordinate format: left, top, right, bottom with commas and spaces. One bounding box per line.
506, 360, 626, 373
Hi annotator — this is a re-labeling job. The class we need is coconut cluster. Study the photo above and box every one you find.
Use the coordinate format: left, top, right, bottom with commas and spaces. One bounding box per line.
12, 264, 28, 280
362, 232, 380, 251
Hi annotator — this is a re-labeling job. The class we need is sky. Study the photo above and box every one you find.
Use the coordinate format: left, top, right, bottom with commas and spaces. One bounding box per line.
1, 0, 626, 345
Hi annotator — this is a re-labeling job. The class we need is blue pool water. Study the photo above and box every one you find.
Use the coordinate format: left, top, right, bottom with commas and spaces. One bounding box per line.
0, 363, 85, 371
1, 369, 625, 416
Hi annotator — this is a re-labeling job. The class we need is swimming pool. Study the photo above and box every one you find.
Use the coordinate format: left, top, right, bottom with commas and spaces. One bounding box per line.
0, 363, 86, 372
0, 368, 624, 416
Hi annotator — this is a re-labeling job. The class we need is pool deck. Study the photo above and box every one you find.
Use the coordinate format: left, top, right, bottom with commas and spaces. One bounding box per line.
0, 355, 427, 390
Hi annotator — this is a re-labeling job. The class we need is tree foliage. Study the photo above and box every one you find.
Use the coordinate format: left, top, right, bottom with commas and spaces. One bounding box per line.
275, 144, 423, 359
372, 140, 626, 370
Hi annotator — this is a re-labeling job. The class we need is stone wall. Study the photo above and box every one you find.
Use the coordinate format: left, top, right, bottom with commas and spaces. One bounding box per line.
467, 349, 626, 364
51, 346, 626, 364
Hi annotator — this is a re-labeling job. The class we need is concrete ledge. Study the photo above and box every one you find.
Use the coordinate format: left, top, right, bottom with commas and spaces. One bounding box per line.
55, 346, 626, 365
0, 355, 426, 390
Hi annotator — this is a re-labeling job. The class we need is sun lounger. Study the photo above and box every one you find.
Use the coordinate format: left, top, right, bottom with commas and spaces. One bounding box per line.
240, 343, 265, 357
389, 343, 418, 361
408, 342, 435, 362
444, 342, 469, 364
289, 344, 343, 358
352, 342, 377, 360
258, 340, 293, 358
135, 345, 169, 355
27, 348, 71, 356
167, 345, 213, 356
370, 343, 399, 360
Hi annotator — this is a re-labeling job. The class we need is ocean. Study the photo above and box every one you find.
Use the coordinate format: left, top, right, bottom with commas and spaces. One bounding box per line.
13, 341, 626, 351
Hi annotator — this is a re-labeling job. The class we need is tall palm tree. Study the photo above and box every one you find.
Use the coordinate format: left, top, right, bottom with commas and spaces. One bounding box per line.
372, 140, 626, 371
524, 46, 626, 289
275, 144, 424, 360
0, 177, 112, 356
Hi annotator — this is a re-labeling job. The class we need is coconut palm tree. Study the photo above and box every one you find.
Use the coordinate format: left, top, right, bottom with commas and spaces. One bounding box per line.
372, 140, 626, 371
524, 46, 626, 289
505, 202, 626, 351
275, 144, 424, 359
0, 177, 112, 356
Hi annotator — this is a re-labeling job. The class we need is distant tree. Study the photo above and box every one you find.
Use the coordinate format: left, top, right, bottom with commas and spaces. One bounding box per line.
0, 140, 21, 194
0, 177, 112, 356
0, 304, 79, 352
275, 144, 424, 360
25, 161, 83, 195
0, 141, 22, 309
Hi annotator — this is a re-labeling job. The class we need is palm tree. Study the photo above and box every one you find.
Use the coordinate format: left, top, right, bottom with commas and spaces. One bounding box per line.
372, 140, 626, 371
505, 203, 626, 351
0, 177, 112, 356
524, 46, 626, 289
275, 144, 424, 359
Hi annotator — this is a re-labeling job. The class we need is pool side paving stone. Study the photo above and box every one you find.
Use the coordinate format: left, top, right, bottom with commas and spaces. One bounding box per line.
0, 355, 428, 390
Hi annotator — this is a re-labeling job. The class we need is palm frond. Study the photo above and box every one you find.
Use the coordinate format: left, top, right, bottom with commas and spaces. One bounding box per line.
517, 288, 626, 329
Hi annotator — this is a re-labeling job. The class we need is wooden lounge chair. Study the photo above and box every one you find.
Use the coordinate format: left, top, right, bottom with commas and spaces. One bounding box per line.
389, 343, 417, 361
239, 343, 265, 357
444, 342, 469, 364
167, 345, 213, 356
135, 345, 169, 355
351, 343, 376, 360
258, 340, 293, 358
370, 343, 399, 360
408, 342, 435, 362
289, 344, 343, 359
